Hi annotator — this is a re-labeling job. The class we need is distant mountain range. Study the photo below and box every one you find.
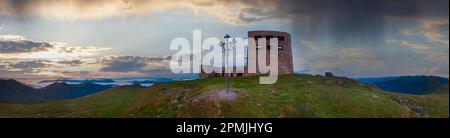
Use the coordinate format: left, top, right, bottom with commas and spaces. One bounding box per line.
0, 77, 196, 104
354, 76, 449, 95
31, 77, 186, 88
0, 79, 112, 104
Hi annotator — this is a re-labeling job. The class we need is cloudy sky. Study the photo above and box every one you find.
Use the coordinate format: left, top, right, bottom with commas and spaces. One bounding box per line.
0, 0, 448, 81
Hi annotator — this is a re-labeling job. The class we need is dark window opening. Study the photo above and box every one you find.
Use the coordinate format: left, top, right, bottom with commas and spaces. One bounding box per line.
254, 36, 262, 40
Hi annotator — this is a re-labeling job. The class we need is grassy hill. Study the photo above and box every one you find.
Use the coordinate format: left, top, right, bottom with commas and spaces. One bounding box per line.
0, 74, 448, 118
357, 76, 449, 95
355, 76, 449, 95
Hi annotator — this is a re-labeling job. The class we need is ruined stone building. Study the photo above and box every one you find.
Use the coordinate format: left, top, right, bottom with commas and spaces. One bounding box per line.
200, 31, 294, 78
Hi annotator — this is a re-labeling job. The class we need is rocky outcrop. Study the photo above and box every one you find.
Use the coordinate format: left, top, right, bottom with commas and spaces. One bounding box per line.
393, 96, 426, 117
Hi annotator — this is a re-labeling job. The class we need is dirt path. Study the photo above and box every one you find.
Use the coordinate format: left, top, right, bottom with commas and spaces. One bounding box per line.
193, 89, 238, 102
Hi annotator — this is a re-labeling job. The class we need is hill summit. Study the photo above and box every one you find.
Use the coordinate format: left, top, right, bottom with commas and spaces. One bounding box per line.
0, 74, 448, 118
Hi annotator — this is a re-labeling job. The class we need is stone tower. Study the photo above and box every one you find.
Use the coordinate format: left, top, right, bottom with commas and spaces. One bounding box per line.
247, 31, 294, 75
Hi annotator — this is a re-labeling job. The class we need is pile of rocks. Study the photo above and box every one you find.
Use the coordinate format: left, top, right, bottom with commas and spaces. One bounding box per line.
394, 96, 426, 117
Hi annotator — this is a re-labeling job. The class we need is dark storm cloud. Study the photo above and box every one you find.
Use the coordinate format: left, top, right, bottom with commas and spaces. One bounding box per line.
57, 60, 84, 66
98, 56, 170, 72
0, 36, 53, 53
257, 0, 450, 46
8, 60, 49, 69
0, 0, 32, 16
189, 0, 448, 46
0, 64, 6, 70
0, 60, 51, 72
99, 56, 147, 72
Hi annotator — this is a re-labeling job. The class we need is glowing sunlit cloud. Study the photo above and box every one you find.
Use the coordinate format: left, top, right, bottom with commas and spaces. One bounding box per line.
0, 0, 281, 25
0, 34, 110, 60
21, 44, 111, 60
0, 35, 27, 41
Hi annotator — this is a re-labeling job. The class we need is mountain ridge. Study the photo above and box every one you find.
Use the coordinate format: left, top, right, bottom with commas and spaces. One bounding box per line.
354, 75, 449, 95
0, 79, 112, 104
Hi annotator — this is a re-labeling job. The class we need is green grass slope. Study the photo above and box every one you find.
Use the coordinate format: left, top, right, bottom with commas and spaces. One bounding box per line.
0, 74, 448, 118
